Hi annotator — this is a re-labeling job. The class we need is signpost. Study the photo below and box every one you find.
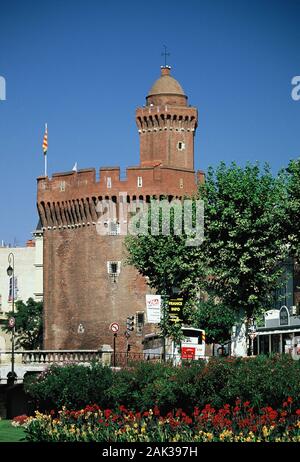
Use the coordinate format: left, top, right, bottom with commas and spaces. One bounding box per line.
110, 323, 119, 367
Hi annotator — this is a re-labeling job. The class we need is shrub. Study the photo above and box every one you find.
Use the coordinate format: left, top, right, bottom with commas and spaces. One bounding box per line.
24, 362, 113, 411
25, 355, 300, 413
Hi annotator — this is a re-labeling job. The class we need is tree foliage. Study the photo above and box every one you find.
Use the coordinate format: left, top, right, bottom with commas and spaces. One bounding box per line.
125, 161, 290, 344
3, 297, 43, 349
192, 299, 237, 345
199, 162, 288, 320
285, 158, 300, 260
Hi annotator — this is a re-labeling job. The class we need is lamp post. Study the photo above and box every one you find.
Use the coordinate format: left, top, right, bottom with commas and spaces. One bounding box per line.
248, 318, 257, 357
7, 253, 15, 385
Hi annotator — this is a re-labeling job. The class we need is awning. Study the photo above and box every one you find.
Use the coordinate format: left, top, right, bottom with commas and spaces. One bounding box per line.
257, 329, 300, 336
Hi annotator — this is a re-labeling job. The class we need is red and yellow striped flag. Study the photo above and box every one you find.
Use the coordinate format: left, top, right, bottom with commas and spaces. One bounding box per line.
42, 123, 48, 155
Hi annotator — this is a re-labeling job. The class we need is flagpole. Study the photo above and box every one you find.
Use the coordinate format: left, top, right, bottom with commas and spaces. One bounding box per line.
43, 122, 48, 177
44, 152, 47, 177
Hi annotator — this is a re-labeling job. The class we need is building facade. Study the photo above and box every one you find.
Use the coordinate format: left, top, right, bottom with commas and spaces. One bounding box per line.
37, 66, 204, 351
0, 230, 43, 350
231, 259, 300, 357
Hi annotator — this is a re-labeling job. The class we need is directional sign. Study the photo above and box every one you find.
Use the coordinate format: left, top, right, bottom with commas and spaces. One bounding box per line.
110, 322, 119, 333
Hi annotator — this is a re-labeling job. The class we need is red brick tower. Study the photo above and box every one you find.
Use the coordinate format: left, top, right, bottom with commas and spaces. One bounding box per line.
137, 66, 197, 171
37, 66, 203, 351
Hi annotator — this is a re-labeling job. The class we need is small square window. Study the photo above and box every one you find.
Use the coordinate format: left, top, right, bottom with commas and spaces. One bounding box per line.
107, 261, 121, 282
107, 177, 112, 188
137, 176, 143, 188
109, 222, 120, 235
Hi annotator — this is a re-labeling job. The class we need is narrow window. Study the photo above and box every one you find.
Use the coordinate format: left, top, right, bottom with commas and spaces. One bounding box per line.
137, 176, 143, 188
60, 181, 66, 192
136, 312, 145, 334
180, 178, 184, 189
177, 141, 185, 151
107, 177, 112, 188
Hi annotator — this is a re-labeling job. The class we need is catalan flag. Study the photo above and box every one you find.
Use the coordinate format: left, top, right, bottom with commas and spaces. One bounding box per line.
42, 123, 48, 155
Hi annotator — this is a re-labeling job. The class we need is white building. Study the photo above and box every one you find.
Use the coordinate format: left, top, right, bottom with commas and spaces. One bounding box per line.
0, 227, 43, 350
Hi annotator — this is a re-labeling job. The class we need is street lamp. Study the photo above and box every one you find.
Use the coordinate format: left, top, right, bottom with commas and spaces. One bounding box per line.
248, 317, 257, 357
7, 253, 16, 385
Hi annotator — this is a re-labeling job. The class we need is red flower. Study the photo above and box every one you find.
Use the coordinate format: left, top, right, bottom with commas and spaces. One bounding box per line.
104, 409, 112, 419
287, 396, 293, 404
175, 409, 183, 417
193, 407, 200, 417
183, 416, 193, 425
153, 406, 160, 416
296, 409, 300, 416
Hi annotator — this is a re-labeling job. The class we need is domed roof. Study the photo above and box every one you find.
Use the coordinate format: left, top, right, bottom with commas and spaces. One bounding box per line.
147, 66, 186, 97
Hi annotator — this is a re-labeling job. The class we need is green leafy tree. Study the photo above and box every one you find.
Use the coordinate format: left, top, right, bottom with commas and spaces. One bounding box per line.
126, 162, 288, 346
285, 158, 300, 260
4, 298, 43, 349
192, 298, 237, 345
199, 162, 288, 322
125, 199, 205, 340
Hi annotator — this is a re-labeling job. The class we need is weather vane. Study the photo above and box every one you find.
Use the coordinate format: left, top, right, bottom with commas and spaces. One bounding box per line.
161, 45, 170, 67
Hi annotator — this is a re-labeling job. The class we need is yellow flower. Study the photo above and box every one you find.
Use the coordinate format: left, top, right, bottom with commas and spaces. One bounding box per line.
141, 426, 146, 434
262, 426, 270, 438
205, 432, 214, 442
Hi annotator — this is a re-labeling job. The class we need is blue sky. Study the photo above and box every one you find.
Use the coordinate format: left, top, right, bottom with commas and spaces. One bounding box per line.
0, 0, 299, 245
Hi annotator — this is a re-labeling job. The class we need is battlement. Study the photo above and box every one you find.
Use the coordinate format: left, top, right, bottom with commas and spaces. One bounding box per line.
37, 164, 203, 231
37, 164, 200, 196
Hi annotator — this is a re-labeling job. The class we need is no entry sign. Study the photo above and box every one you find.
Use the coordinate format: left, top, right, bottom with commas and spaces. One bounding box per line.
110, 322, 119, 333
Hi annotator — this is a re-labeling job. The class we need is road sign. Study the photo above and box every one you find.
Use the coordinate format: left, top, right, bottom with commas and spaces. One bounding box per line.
8, 317, 15, 328
110, 322, 119, 333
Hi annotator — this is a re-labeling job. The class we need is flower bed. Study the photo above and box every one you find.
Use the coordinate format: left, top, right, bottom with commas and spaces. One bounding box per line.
24, 399, 300, 442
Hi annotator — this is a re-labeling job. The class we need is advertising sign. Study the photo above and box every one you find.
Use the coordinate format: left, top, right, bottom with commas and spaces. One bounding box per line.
181, 346, 195, 359
168, 298, 184, 323
146, 295, 161, 323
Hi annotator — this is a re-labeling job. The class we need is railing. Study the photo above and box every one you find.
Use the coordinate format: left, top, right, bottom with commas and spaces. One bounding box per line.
0, 350, 208, 368
0, 350, 105, 365
21, 350, 103, 364
112, 352, 206, 367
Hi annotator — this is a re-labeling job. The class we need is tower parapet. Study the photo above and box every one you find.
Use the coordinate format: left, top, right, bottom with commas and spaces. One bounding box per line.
136, 66, 198, 170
